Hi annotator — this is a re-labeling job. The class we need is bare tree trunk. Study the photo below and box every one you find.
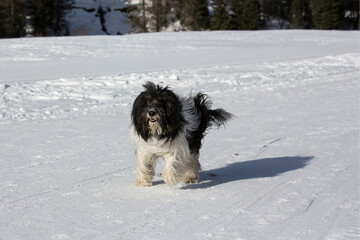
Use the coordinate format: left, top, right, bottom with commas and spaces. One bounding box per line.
142, 0, 146, 32
11, 0, 14, 24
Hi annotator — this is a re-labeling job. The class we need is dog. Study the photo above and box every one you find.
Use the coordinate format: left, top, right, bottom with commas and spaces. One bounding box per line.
130, 81, 232, 186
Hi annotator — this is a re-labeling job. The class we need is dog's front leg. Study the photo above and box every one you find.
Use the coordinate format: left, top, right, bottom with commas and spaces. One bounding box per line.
136, 149, 157, 187
162, 152, 187, 186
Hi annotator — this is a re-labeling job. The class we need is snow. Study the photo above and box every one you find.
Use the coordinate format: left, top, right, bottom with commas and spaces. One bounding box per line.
0, 30, 359, 239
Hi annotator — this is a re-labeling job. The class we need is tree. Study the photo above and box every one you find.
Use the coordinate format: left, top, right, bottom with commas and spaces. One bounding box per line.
30, 0, 73, 36
149, 0, 171, 32
310, 0, 345, 29
211, 0, 230, 30
126, 0, 147, 33
53, 0, 74, 35
229, 0, 244, 30
127, 0, 177, 33
179, 0, 210, 30
140, 0, 147, 32
241, 0, 262, 30
290, 0, 312, 29
343, 0, 359, 30
31, 0, 53, 36
0, 0, 26, 38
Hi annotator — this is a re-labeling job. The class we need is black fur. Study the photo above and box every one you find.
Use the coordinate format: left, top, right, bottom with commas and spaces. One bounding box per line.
131, 82, 185, 142
187, 92, 232, 154
131, 81, 233, 152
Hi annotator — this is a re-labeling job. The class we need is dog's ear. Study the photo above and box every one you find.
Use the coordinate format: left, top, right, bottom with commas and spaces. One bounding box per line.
133, 116, 149, 141
131, 93, 150, 141
159, 94, 185, 140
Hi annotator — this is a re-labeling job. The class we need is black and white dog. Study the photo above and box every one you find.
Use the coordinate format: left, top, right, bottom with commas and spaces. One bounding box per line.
130, 82, 232, 186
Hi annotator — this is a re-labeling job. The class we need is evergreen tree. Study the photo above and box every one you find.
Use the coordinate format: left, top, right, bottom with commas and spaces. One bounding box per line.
310, 0, 344, 29
195, 0, 210, 30
179, 0, 196, 30
0, 0, 26, 38
262, 0, 292, 29
31, 0, 53, 36
229, 0, 244, 30
30, 0, 74, 36
290, 0, 312, 29
179, 0, 210, 30
211, 0, 230, 30
343, 0, 359, 30
0, 4, 5, 37
53, 0, 74, 35
149, 0, 171, 32
241, 0, 262, 30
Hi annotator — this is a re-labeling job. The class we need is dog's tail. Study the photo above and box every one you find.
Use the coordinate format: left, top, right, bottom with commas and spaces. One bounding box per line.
193, 92, 233, 129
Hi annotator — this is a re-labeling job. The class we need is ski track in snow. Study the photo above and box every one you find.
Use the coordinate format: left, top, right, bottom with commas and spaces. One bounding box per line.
0, 31, 359, 240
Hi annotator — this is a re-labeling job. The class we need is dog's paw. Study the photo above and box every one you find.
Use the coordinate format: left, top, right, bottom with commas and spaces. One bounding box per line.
184, 176, 199, 184
162, 172, 182, 186
136, 179, 152, 187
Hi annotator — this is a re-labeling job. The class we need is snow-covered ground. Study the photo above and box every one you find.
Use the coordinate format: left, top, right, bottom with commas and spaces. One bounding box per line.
0, 31, 359, 239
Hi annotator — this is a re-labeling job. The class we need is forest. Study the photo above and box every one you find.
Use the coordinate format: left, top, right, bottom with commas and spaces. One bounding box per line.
0, 0, 359, 38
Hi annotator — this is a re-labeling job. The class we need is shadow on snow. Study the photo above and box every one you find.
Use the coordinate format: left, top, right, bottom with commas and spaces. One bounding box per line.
180, 156, 314, 190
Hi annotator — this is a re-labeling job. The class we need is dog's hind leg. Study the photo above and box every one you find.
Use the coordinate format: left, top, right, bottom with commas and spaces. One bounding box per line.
136, 150, 157, 187
184, 153, 201, 184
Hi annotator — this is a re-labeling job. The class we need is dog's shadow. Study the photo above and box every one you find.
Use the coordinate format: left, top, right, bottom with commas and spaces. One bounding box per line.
179, 156, 314, 190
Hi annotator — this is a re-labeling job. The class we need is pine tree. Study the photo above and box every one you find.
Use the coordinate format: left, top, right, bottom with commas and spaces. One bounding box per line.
343, 0, 359, 30
229, 0, 244, 30
179, 0, 210, 30
31, 0, 53, 36
0, 0, 26, 38
179, 0, 196, 30
149, 0, 171, 32
211, 0, 230, 30
53, 0, 74, 35
241, 0, 262, 30
0, 4, 5, 37
310, 0, 344, 29
30, 0, 74, 36
196, 0, 210, 30
290, 0, 311, 29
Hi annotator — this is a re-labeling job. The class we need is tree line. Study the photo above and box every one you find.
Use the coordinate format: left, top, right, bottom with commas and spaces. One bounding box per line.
1, 0, 359, 38
0, 0, 74, 38
129, 0, 359, 32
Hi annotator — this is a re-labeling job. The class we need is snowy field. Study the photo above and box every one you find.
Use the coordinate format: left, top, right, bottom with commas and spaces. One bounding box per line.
0, 31, 359, 239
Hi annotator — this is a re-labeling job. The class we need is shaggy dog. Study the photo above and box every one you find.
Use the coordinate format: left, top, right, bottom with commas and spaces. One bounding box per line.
130, 81, 232, 186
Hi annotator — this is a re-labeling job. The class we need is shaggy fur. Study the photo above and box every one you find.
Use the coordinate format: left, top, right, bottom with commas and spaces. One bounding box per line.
130, 81, 232, 186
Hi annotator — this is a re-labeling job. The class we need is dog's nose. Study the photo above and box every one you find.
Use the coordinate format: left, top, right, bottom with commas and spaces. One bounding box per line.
148, 110, 156, 117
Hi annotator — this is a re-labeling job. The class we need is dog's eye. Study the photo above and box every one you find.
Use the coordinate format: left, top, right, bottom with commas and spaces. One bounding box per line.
146, 100, 151, 105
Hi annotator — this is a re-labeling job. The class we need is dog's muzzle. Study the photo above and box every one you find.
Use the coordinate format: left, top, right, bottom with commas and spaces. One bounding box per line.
147, 108, 158, 123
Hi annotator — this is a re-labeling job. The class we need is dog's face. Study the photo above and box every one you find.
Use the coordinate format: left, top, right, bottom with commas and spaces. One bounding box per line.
131, 82, 184, 141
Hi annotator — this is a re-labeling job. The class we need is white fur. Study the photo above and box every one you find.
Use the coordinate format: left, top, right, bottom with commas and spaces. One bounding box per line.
131, 97, 202, 186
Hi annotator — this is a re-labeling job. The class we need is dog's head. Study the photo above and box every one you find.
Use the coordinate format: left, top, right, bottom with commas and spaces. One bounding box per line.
131, 82, 184, 141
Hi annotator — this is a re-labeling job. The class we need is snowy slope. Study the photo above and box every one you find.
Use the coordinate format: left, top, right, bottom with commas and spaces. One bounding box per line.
0, 31, 359, 239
